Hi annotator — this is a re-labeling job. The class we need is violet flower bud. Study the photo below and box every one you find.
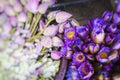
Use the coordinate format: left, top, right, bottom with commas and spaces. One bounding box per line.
112, 34, 120, 50
96, 47, 110, 63
25, 0, 39, 14
17, 12, 27, 23
113, 13, 120, 24
91, 27, 105, 44
106, 23, 117, 33
38, 3, 49, 14
102, 10, 113, 21
56, 11, 72, 23
43, 25, 58, 37
9, 16, 17, 27
76, 26, 89, 40
82, 44, 89, 53
51, 50, 61, 60
72, 52, 86, 66
88, 43, 99, 54
105, 33, 114, 45
78, 62, 94, 79
52, 36, 64, 47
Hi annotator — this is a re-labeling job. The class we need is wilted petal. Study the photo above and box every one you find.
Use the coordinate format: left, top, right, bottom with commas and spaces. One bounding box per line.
56, 11, 72, 23
38, 3, 48, 14
78, 62, 94, 79
52, 36, 64, 47
51, 50, 61, 60
25, 0, 39, 14
17, 12, 27, 22
43, 25, 58, 37
41, 36, 52, 48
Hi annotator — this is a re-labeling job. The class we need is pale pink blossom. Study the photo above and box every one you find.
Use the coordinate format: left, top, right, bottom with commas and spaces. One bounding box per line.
52, 36, 63, 47
51, 50, 61, 60
38, 3, 49, 14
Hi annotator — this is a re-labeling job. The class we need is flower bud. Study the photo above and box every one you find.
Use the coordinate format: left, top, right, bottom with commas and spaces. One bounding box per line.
38, 3, 48, 14
52, 36, 64, 47
51, 50, 61, 60
88, 43, 99, 54
56, 11, 72, 23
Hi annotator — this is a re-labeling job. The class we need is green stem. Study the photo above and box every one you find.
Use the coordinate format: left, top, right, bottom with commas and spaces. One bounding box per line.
31, 13, 42, 37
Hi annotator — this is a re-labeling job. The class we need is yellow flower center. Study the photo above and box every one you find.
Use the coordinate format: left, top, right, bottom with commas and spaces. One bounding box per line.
66, 31, 75, 39
76, 53, 85, 62
100, 52, 108, 59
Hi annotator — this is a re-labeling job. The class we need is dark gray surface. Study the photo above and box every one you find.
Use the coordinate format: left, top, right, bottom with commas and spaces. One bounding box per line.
63, 0, 113, 24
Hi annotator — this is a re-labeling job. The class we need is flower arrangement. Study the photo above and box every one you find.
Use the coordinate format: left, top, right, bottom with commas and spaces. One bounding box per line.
0, 0, 120, 80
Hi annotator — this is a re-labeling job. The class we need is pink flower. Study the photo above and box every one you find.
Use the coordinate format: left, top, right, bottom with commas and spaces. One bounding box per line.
52, 36, 64, 47
4, 5, 15, 16
38, 3, 49, 14
9, 16, 17, 27
59, 22, 67, 33
47, 10, 60, 20
17, 12, 27, 22
25, 0, 39, 14
39, 20, 45, 32
43, 25, 58, 37
51, 50, 61, 60
42, 0, 56, 6
41, 36, 52, 48
3, 21, 12, 33
56, 11, 72, 23
13, 0, 23, 13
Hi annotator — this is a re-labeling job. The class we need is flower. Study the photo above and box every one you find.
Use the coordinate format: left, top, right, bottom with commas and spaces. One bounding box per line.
4, 5, 15, 16
91, 27, 105, 44
64, 27, 76, 45
9, 16, 17, 27
17, 12, 27, 23
105, 33, 114, 45
56, 11, 72, 23
72, 52, 86, 66
96, 47, 110, 63
65, 66, 80, 80
52, 36, 64, 47
25, 0, 39, 14
106, 23, 117, 33
113, 13, 120, 24
102, 10, 113, 21
112, 34, 120, 50
38, 3, 49, 14
47, 10, 60, 20
76, 26, 89, 39
43, 25, 58, 37
41, 36, 53, 48
88, 42, 99, 54
78, 62, 94, 79
51, 50, 61, 60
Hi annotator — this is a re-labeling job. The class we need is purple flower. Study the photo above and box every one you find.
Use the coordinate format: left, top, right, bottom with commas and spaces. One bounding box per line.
9, 16, 17, 27
105, 33, 114, 45
106, 23, 117, 33
96, 47, 110, 63
66, 50, 73, 59
113, 13, 120, 24
13, 0, 23, 13
51, 50, 61, 60
17, 12, 27, 22
91, 27, 105, 44
88, 43, 99, 54
64, 27, 76, 45
102, 10, 113, 21
112, 34, 120, 50
72, 52, 86, 66
25, 0, 39, 14
76, 26, 89, 40
78, 62, 94, 79
65, 66, 80, 80
116, 1, 120, 13
82, 44, 89, 53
